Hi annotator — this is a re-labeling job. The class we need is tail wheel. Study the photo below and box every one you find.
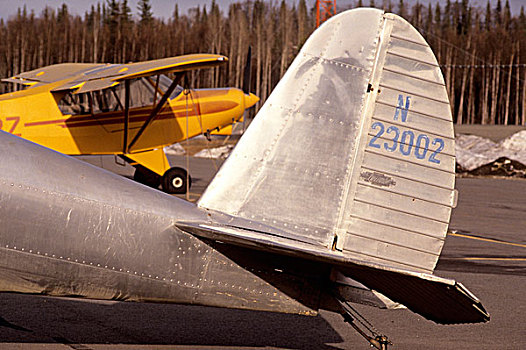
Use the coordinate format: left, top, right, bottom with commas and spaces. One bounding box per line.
133, 165, 161, 188
162, 167, 191, 194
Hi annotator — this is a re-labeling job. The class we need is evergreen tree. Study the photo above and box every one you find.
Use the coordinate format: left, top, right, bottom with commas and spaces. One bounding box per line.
138, 0, 153, 25
297, 0, 308, 45
503, 0, 511, 30
460, 0, 471, 35
435, 2, 442, 33
519, 6, 526, 31
425, 3, 433, 36
173, 3, 179, 20
444, 0, 451, 31
386, 0, 393, 13
485, 0, 492, 30
494, 0, 502, 25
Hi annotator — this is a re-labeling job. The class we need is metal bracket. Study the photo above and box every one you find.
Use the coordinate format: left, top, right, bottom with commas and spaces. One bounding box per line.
114, 155, 127, 167
336, 297, 392, 350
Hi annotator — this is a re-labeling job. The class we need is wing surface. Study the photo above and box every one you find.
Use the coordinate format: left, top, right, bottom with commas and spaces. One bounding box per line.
115, 54, 228, 80
51, 54, 227, 94
1, 63, 103, 86
2, 55, 226, 94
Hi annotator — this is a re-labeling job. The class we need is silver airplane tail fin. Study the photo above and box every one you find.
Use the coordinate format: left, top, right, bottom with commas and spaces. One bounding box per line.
195, 8, 488, 323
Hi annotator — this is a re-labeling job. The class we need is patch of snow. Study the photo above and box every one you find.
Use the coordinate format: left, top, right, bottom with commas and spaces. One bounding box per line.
164, 143, 186, 155
194, 145, 234, 159
456, 130, 526, 171
499, 130, 526, 151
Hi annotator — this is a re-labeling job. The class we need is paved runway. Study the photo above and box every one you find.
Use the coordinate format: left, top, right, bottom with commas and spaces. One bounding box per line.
0, 157, 524, 349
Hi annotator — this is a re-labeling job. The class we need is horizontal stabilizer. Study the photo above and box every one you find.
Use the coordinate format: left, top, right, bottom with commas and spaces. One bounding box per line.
176, 222, 489, 324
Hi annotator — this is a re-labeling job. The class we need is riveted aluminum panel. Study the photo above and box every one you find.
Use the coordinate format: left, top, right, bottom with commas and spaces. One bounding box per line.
346, 216, 445, 253
364, 146, 456, 172
343, 235, 438, 272
357, 170, 455, 206
383, 51, 444, 83
350, 201, 449, 236
380, 70, 449, 102
384, 37, 438, 66
373, 103, 454, 138
198, 8, 385, 247
0, 131, 319, 315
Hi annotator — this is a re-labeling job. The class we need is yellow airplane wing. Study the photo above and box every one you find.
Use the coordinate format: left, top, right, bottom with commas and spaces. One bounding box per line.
50, 54, 227, 94
115, 54, 228, 80
2, 63, 103, 86
1, 77, 38, 86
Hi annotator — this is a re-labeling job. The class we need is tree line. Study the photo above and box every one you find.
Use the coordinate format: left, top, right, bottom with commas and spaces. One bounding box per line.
0, 0, 525, 125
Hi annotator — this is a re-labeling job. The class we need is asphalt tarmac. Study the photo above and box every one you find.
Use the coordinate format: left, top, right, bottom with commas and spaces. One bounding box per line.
0, 156, 524, 350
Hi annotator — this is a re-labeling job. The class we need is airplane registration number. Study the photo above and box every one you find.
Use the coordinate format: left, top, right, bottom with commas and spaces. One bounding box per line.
0, 116, 21, 136
367, 95, 444, 164
368, 122, 444, 164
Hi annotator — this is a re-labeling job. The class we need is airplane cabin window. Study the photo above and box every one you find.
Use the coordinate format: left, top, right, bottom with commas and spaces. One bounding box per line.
157, 74, 184, 99
57, 76, 183, 116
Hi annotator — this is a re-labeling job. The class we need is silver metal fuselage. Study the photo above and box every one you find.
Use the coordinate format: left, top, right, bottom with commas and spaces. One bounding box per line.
0, 131, 320, 314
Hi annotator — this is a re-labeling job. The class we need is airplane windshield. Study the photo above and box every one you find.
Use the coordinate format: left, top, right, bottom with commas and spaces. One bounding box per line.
58, 75, 183, 116
157, 75, 185, 98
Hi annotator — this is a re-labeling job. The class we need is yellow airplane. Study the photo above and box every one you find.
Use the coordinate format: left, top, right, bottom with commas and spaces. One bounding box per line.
0, 54, 259, 193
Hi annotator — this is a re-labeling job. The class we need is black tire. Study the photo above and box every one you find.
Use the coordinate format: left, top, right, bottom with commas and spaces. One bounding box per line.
162, 167, 191, 194
133, 165, 161, 188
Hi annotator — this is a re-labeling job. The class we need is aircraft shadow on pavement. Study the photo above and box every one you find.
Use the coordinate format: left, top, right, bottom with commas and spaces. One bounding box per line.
0, 292, 344, 349
436, 256, 526, 277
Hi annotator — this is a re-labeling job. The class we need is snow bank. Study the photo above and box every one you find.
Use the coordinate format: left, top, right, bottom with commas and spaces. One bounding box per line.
456, 130, 526, 171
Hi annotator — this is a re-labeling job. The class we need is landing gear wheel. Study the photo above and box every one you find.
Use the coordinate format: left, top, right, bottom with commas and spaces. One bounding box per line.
133, 165, 161, 188
162, 167, 191, 194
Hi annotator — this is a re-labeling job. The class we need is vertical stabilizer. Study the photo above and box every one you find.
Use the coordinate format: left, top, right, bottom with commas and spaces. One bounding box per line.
199, 8, 455, 275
